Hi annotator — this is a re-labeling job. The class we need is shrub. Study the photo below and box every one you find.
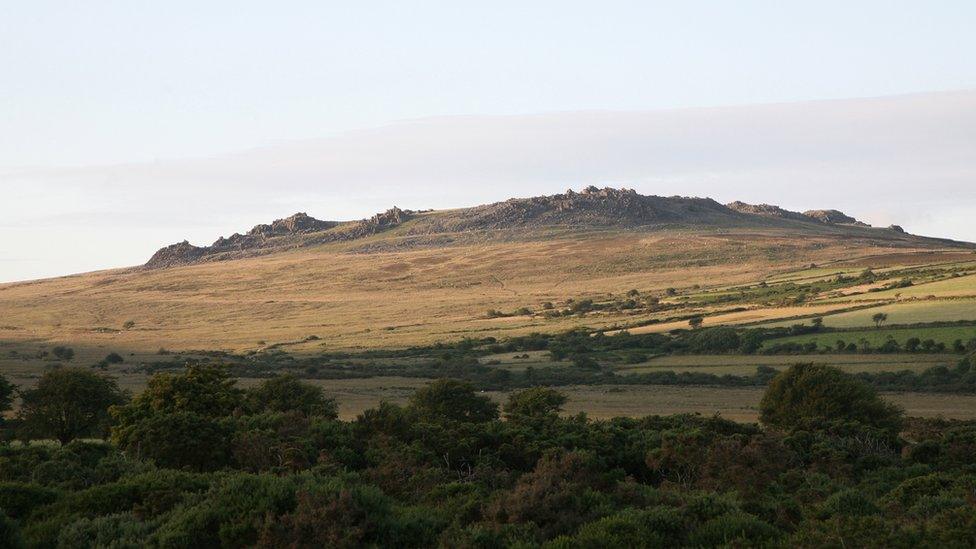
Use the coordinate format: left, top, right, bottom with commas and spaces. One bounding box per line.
504, 387, 567, 421
687, 511, 781, 547
759, 364, 904, 434
817, 489, 880, 518
0, 482, 60, 519
0, 512, 23, 549
57, 513, 153, 549
113, 412, 233, 472
408, 380, 498, 423
246, 375, 338, 418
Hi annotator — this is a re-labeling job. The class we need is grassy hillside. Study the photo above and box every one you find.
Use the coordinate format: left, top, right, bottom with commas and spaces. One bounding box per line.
1, 226, 972, 358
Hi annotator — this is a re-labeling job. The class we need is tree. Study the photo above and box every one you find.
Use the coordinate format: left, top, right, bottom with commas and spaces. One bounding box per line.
18, 368, 127, 444
872, 313, 888, 329
688, 316, 704, 330
246, 375, 338, 418
104, 352, 124, 364
116, 364, 243, 419
811, 317, 824, 329
503, 387, 567, 421
759, 363, 903, 434
408, 379, 498, 423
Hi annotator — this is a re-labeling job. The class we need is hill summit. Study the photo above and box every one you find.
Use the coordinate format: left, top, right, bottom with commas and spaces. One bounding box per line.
145, 186, 932, 269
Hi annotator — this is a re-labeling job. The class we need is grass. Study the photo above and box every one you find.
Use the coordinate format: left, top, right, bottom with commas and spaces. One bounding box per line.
822, 273, 976, 303
617, 353, 960, 375
3, 227, 957, 355
764, 325, 976, 351
808, 300, 976, 328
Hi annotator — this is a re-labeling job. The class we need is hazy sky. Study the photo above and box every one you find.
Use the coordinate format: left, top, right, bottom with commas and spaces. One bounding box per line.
2, 2, 975, 281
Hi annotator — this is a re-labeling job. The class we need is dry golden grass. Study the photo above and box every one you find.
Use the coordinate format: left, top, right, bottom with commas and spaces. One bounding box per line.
2, 228, 939, 355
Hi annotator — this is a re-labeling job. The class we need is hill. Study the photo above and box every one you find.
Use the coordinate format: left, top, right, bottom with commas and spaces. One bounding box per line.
0, 187, 973, 362
145, 186, 955, 268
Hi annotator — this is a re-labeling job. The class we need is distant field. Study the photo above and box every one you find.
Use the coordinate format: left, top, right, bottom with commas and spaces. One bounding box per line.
617, 353, 960, 375
756, 299, 976, 329
764, 325, 976, 351
813, 300, 976, 328
823, 273, 976, 303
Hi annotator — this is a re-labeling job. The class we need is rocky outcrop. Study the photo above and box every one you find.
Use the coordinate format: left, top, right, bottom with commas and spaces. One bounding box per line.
802, 209, 868, 226
248, 213, 336, 237
144, 187, 902, 269
145, 241, 208, 269
728, 202, 869, 227
413, 186, 733, 233
725, 201, 811, 222
145, 209, 409, 269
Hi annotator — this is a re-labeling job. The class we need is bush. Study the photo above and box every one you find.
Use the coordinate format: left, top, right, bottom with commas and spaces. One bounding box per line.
0, 512, 23, 549
0, 482, 60, 519
687, 511, 781, 547
759, 364, 904, 434
57, 513, 152, 549
246, 375, 338, 418
818, 489, 880, 518
113, 412, 233, 471
504, 387, 567, 421
408, 380, 498, 423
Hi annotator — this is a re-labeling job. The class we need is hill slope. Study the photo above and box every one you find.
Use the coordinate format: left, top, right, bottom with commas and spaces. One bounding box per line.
0, 187, 973, 361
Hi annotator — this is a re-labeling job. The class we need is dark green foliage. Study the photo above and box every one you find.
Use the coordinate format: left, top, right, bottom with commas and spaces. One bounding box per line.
104, 352, 125, 364
760, 363, 904, 434
5, 364, 976, 547
114, 411, 233, 471
246, 374, 338, 418
17, 367, 127, 444
687, 327, 740, 353
0, 512, 23, 549
408, 379, 498, 423
57, 512, 152, 549
0, 374, 14, 418
117, 364, 242, 418
504, 387, 567, 421
0, 482, 59, 519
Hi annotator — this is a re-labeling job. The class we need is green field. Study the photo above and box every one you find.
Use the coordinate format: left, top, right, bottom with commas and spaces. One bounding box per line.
823, 273, 976, 302
764, 325, 976, 352
760, 299, 976, 328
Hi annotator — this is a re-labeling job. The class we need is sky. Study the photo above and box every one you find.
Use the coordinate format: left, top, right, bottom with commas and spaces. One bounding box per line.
1, 1, 975, 282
